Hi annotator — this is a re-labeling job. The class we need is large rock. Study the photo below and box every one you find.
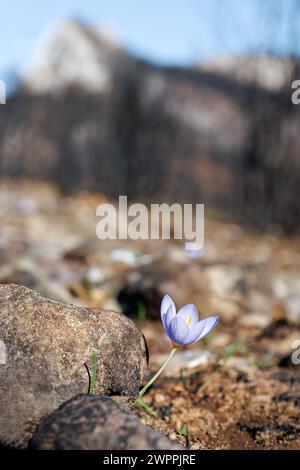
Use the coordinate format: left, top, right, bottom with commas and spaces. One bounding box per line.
0, 284, 148, 447
30, 394, 181, 450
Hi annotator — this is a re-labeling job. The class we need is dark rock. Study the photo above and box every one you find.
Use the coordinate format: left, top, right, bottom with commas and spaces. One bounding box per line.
257, 319, 289, 339
0, 270, 40, 290
278, 353, 298, 369
30, 394, 182, 450
273, 392, 300, 408
117, 277, 162, 320
63, 240, 101, 263
0, 284, 148, 447
274, 372, 300, 384
117, 260, 212, 321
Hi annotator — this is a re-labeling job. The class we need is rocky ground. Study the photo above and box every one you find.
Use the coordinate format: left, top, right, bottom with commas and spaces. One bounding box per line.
0, 179, 300, 449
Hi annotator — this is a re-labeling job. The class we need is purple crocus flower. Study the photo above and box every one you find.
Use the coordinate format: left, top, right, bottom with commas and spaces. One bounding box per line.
161, 295, 219, 347
135, 294, 220, 402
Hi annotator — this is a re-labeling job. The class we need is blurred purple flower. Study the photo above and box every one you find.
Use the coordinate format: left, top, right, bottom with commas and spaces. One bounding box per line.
161, 295, 219, 347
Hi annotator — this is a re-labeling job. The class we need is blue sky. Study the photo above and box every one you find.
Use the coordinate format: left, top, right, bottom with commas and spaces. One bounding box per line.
0, 0, 300, 78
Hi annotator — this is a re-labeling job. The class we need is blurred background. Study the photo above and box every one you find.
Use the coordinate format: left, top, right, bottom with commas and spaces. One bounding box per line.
1, 0, 300, 449
1, 0, 300, 229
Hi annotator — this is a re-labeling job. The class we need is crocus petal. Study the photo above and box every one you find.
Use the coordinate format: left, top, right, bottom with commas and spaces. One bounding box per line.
167, 316, 189, 346
176, 304, 199, 326
183, 316, 219, 345
161, 294, 176, 320
162, 304, 176, 331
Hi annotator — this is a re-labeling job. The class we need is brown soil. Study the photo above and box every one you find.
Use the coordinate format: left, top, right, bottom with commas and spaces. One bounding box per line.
134, 321, 300, 449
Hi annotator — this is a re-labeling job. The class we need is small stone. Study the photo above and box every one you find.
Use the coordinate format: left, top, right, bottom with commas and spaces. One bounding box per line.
239, 313, 270, 328
84, 265, 104, 284
225, 357, 254, 375
205, 265, 243, 297
154, 393, 166, 405
164, 349, 215, 373
209, 332, 231, 349
30, 395, 182, 450
63, 240, 100, 263
109, 249, 152, 267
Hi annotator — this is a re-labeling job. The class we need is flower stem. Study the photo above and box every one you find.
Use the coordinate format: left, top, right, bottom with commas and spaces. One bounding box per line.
135, 348, 177, 402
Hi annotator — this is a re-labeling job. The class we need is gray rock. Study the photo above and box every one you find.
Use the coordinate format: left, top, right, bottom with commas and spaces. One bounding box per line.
0, 284, 148, 447
30, 394, 181, 450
